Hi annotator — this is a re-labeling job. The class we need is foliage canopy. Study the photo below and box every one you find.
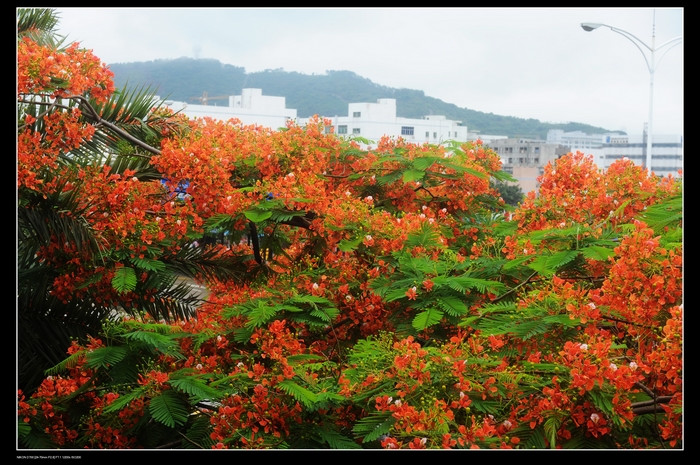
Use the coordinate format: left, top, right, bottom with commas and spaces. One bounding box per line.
17, 8, 682, 451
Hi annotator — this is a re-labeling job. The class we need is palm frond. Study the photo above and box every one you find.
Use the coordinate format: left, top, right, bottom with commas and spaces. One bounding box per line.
66, 84, 169, 165
17, 8, 59, 38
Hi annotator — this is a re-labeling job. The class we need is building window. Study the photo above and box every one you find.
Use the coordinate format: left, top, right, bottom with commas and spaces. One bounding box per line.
353, 111, 361, 118
338, 125, 348, 135
433, 132, 437, 139
534, 147, 540, 154
533, 158, 539, 164
401, 126, 414, 136
507, 158, 513, 164
518, 157, 524, 164
519, 147, 527, 154
352, 128, 361, 134
426, 131, 430, 138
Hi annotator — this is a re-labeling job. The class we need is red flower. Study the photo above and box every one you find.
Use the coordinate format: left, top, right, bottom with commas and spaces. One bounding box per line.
405, 286, 418, 300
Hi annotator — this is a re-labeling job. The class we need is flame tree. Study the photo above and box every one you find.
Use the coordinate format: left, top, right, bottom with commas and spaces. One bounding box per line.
17, 8, 682, 450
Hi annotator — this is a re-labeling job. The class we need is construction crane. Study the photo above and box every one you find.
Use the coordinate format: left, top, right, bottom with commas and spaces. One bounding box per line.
188, 91, 229, 106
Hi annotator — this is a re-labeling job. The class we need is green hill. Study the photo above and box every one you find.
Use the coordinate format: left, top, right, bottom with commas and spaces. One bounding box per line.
108, 57, 619, 139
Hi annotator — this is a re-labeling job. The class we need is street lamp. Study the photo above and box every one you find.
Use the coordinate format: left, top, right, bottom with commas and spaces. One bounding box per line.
581, 14, 681, 174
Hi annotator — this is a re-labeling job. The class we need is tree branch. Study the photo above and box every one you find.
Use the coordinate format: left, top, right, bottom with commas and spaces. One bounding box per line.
249, 221, 263, 265
492, 271, 538, 303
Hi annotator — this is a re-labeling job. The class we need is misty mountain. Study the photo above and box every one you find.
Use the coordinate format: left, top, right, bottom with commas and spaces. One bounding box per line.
108, 57, 617, 139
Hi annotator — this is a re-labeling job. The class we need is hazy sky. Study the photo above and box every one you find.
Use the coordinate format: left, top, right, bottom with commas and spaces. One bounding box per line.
53, 7, 684, 135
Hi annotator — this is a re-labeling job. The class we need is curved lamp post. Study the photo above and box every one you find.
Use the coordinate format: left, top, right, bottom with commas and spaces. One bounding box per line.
581, 16, 682, 174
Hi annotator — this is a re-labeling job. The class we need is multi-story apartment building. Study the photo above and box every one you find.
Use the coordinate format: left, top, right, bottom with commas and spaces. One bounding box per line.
313, 98, 469, 146
598, 133, 683, 178
546, 129, 683, 178
164, 88, 297, 129
487, 138, 570, 194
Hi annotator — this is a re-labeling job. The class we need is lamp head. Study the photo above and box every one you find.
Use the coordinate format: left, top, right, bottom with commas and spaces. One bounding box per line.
581, 22, 602, 32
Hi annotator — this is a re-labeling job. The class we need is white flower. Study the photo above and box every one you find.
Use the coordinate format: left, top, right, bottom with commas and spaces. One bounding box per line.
196, 364, 203, 370
580, 343, 589, 351
590, 413, 600, 423
312, 283, 319, 290
609, 363, 618, 371
629, 361, 638, 371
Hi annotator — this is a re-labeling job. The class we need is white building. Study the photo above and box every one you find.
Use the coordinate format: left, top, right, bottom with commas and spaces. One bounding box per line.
546, 129, 622, 160
546, 129, 683, 178
307, 98, 468, 146
164, 88, 297, 129
598, 134, 683, 178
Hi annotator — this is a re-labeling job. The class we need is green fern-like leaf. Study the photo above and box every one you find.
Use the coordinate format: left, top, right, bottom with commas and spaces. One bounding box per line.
452, 276, 507, 294
588, 389, 615, 418
318, 426, 363, 449
412, 308, 444, 331
243, 207, 272, 223
112, 266, 137, 293
130, 257, 167, 272
44, 350, 85, 375
168, 376, 222, 402
405, 224, 441, 248
502, 255, 532, 271
245, 301, 279, 329
543, 415, 562, 449
123, 330, 183, 358
437, 296, 468, 316
468, 397, 501, 415
580, 245, 615, 261
276, 380, 318, 408
181, 414, 215, 449
511, 424, 547, 449
352, 411, 395, 443
149, 390, 189, 429
635, 194, 681, 234
85, 346, 128, 369
18, 426, 58, 449
527, 250, 579, 277
103, 387, 148, 414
